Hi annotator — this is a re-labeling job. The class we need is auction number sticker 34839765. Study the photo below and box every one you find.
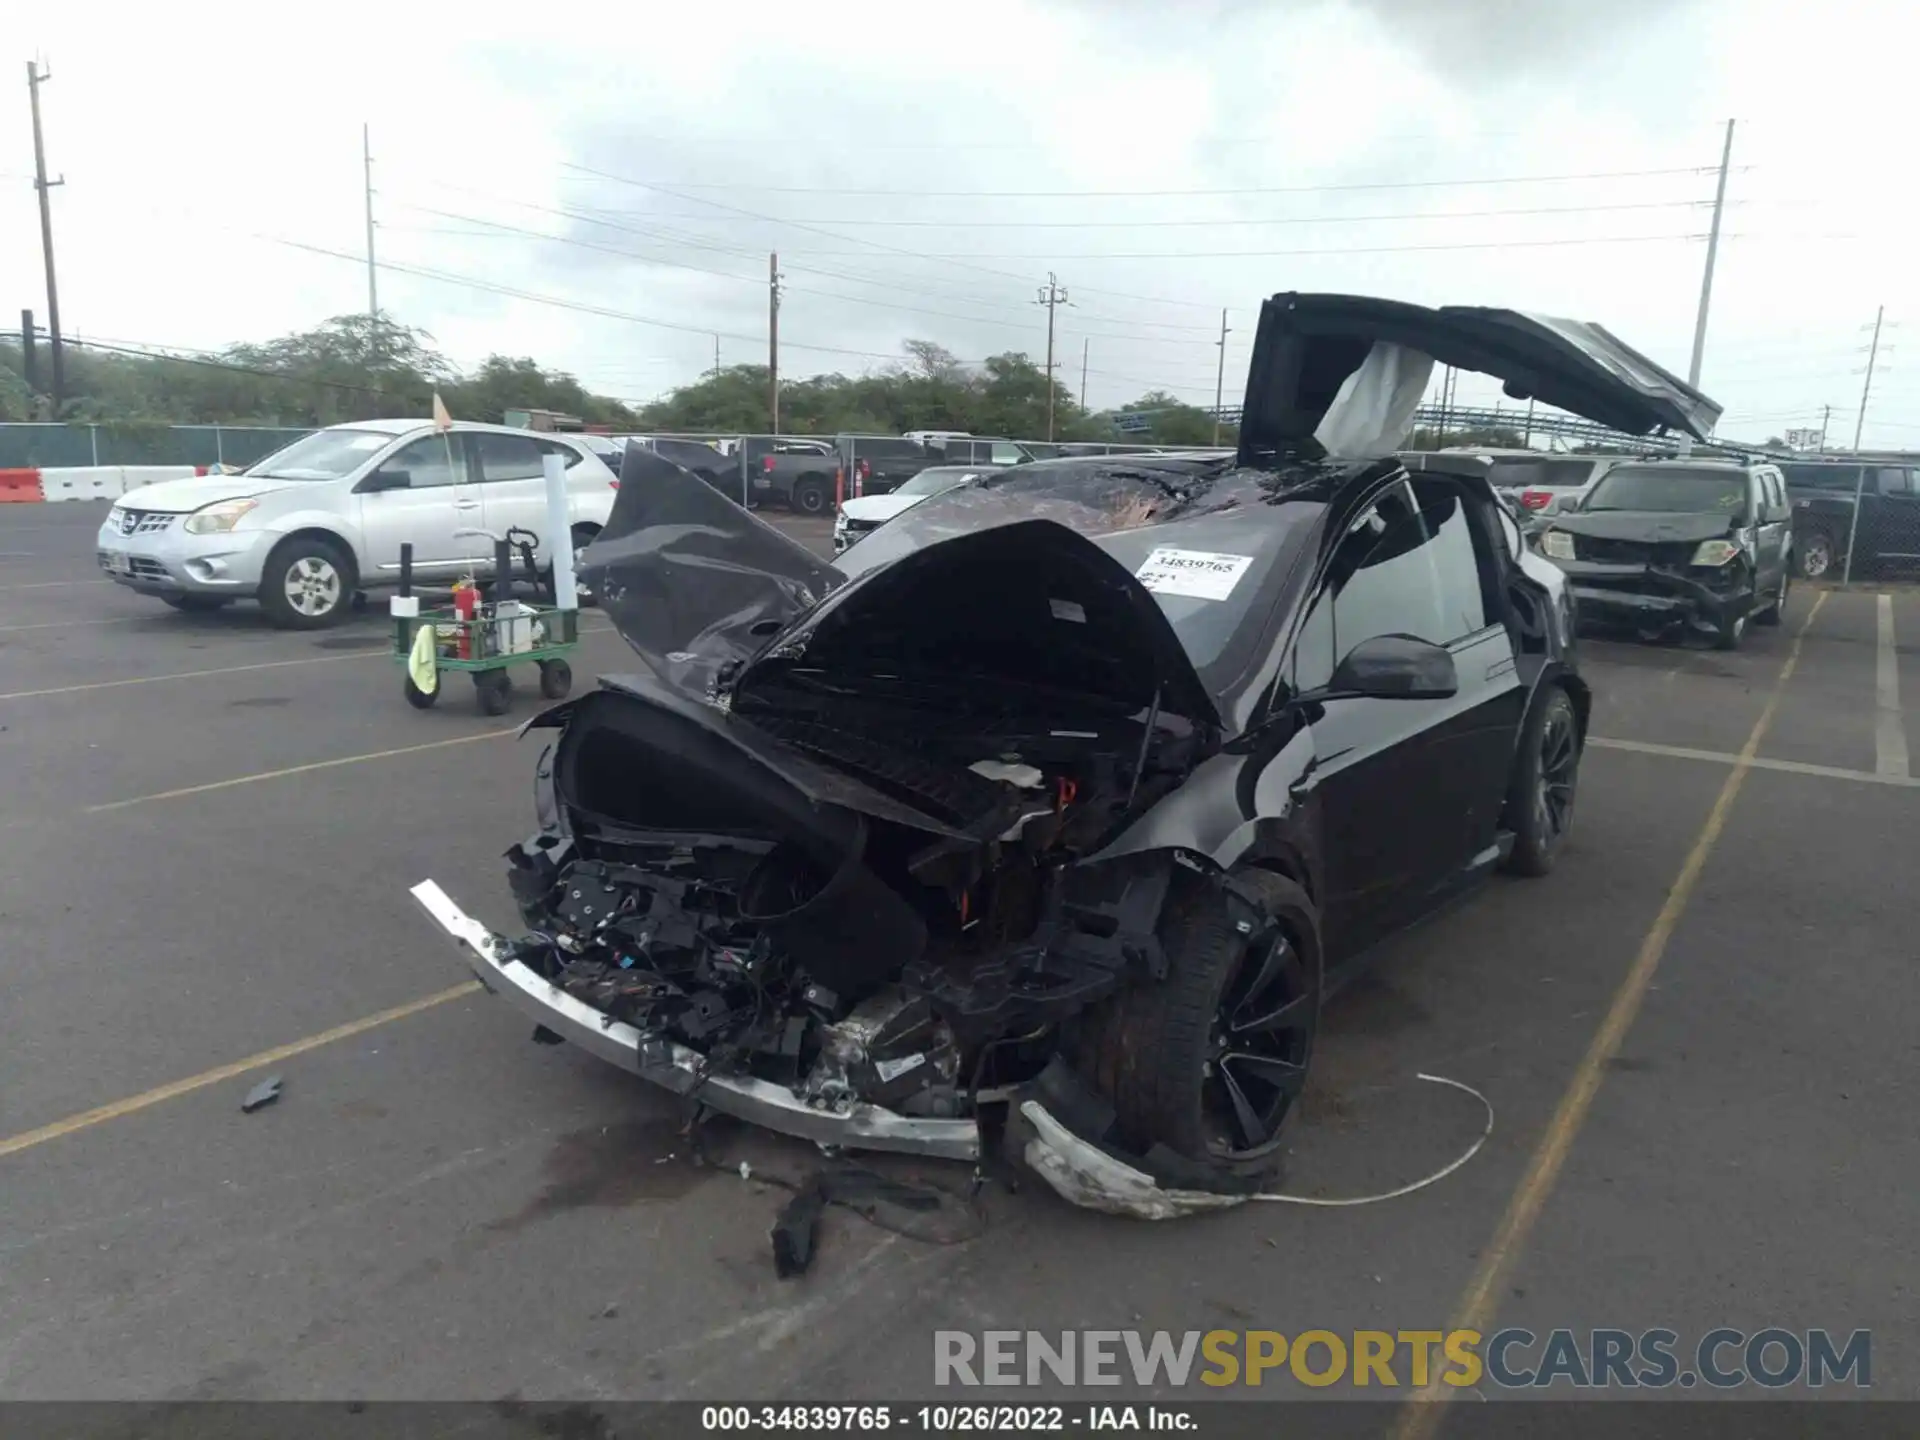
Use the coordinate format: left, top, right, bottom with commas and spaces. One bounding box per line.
1133, 548, 1255, 602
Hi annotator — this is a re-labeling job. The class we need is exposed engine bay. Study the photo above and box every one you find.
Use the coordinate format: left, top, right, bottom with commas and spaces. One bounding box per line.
496, 671, 1200, 1130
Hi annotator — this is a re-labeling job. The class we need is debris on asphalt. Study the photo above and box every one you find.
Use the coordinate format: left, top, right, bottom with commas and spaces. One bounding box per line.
531, 1024, 565, 1045
599, 1303, 620, 1320
241, 1076, 283, 1113
771, 1177, 828, 1279
738, 1160, 752, 1182
767, 1163, 986, 1279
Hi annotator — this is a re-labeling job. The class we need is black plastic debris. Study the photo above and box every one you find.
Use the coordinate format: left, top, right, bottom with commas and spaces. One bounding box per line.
771, 1177, 829, 1279
241, 1076, 283, 1113
531, 1024, 565, 1046
766, 1163, 986, 1279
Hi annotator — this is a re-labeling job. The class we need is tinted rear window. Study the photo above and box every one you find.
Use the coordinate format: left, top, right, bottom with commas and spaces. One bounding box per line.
1781, 464, 1864, 492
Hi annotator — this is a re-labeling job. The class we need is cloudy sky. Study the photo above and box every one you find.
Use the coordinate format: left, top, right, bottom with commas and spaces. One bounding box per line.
3, 0, 1911, 444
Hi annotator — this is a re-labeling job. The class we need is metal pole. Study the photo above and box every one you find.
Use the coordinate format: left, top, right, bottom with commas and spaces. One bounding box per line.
1036, 273, 1068, 442
362, 123, 378, 319
1820, 404, 1831, 451
768, 252, 781, 435
27, 62, 65, 414
713, 334, 721, 380
1843, 465, 1866, 587
18, 309, 35, 399
1079, 337, 1088, 410
1687, 118, 1735, 390
1854, 305, 1884, 451
1524, 397, 1535, 447
1212, 308, 1230, 446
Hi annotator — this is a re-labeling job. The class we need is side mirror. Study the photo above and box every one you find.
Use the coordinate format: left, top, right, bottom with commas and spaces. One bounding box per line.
1328, 634, 1458, 700
360, 469, 410, 493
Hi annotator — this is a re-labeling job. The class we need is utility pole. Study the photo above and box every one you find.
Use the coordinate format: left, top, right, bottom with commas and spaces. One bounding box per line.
1524, 397, 1536, 447
1687, 118, 1736, 390
362, 123, 378, 319
1212, 309, 1231, 445
768, 252, 782, 434
1854, 305, 1884, 451
1036, 272, 1069, 441
1820, 403, 1832, 452
19, 309, 37, 399
27, 61, 65, 414
1079, 338, 1088, 410
712, 334, 721, 381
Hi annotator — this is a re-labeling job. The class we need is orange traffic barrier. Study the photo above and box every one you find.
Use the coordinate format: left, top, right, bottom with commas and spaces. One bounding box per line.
0, 468, 45, 503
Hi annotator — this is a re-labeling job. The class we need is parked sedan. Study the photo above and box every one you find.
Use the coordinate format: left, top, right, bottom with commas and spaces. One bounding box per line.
412, 291, 1715, 1187
832, 465, 992, 553
96, 420, 620, 628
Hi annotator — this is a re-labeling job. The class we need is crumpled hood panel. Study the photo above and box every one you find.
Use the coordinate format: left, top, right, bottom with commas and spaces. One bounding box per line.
1549, 510, 1736, 544
582, 449, 840, 696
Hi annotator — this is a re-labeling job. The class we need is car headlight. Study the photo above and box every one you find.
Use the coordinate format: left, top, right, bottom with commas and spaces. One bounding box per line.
1541, 530, 1575, 560
1691, 538, 1740, 566
183, 497, 260, 534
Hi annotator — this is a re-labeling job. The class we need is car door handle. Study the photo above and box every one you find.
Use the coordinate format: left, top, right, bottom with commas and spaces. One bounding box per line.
454, 500, 480, 510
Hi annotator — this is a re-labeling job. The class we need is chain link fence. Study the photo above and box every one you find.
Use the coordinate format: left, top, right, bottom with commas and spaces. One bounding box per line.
0, 422, 314, 470
1779, 459, 1920, 585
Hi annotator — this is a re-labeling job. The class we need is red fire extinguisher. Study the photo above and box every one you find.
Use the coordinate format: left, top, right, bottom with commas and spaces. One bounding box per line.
452, 580, 478, 659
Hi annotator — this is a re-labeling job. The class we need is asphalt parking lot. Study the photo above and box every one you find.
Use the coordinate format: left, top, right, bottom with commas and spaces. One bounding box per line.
3, 500, 1916, 1418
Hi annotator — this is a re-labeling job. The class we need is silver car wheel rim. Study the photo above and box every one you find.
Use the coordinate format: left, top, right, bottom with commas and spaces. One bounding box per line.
285, 556, 341, 616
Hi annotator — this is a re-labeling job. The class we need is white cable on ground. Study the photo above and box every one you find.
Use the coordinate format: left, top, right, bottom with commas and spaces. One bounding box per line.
1248, 1072, 1494, 1207
1020, 1072, 1494, 1220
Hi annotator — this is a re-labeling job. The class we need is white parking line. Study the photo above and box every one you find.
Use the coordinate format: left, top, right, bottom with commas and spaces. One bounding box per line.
1590, 735, 1920, 790
0, 579, 108, 591
1876, 594, 1909, 777
0, 651, 375, 700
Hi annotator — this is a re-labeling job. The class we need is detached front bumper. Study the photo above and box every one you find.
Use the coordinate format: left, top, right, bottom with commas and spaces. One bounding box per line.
409, 879, 982, 1162
95, 518, 274, 598
1550, 558, 1751, 634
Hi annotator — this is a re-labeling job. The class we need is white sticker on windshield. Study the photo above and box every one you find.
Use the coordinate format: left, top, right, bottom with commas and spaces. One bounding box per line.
1134, 547, 1254, 602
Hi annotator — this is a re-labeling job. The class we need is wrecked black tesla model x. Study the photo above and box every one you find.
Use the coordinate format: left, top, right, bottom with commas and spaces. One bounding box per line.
413, 293, 1720, 1187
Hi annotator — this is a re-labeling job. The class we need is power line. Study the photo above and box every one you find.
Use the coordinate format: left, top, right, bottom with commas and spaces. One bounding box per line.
778, 231, 1712, 261
381, 200, 1225, 345
561, 197, 1716, 230
557, 164, 1723, 199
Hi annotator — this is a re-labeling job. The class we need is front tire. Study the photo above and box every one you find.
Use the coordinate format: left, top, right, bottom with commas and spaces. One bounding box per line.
1714, 609, 1748, 651
1503, 685, 1582, 877
259, 537, 354, 630
1754, 567, 1789, 626
1072, 868, 1320, 1178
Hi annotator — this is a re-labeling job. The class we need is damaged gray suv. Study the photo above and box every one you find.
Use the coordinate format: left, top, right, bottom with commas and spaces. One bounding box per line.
413, 293, 1719, 1192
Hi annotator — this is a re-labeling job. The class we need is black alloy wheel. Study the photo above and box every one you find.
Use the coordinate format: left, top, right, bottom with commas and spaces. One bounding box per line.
1535, 697, 1580, 849
1203, 927, 1316, 1158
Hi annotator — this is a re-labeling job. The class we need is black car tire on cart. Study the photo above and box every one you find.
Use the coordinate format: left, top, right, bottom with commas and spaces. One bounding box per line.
259, 536, 354, 630
538, 659, 572, 700
1755, 567, 1789, 626
404, 675, 438, 709
1502, 685, 1582, 878
1071, 868, 1320, 1180
474, 669, 513, 716
162, 594, 231, 612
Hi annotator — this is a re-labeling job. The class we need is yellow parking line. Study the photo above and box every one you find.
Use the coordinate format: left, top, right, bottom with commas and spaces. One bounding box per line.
86, 728, 520, 812
1393, 589, 1828, 1436
0, 982, 482, 1160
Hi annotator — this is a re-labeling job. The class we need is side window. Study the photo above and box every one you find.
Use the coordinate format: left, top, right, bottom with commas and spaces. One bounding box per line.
1877, 468, 1912, 497
536, 438, 585, 470
472, 432, 545, 483
375, 436, 463, 489
991, 442, 1025, 465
